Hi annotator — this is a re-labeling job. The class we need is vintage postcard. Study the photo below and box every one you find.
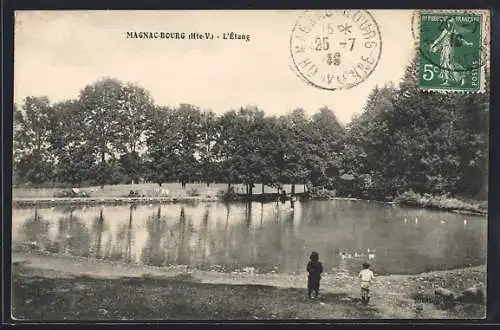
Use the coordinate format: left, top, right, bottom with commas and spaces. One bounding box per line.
12, 9, 489, 320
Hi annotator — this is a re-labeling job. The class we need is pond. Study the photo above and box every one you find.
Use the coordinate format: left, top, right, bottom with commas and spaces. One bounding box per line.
11, 200, 487, 276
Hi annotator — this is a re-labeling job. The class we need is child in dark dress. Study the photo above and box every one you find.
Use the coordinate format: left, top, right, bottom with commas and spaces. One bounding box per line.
307, 251, 323, 299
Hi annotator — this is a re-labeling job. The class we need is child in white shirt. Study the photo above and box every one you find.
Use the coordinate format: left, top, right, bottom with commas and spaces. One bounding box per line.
358, 262, 375, 304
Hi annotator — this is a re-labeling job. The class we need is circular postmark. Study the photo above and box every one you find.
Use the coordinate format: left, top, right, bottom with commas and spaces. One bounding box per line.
289, 10, 382, 91
411, 10, 486, 73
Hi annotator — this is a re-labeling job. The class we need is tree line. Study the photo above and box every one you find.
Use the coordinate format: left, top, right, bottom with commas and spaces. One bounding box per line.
13, 55, 489, 200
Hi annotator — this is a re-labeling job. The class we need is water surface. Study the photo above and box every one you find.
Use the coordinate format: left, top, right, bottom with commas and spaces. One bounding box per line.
12, 200, 487, 276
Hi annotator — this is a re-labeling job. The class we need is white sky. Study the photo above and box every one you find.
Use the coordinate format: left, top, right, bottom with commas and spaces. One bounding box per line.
14, 10, 415, 124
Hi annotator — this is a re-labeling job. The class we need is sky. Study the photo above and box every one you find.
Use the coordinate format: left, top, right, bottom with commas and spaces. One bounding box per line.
14, 10, 416, 124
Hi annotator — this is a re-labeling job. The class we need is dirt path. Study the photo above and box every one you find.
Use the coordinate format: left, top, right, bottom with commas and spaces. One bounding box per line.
11, 252, 486, 320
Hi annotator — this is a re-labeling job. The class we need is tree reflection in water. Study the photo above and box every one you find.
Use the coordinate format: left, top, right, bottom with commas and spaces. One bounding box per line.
140, 206, 168, 266
198, 206, 210, 268
55, 207, 91, 257
90, 207, 107, 259
18, 208, 51, 252
108, 204, 135, 263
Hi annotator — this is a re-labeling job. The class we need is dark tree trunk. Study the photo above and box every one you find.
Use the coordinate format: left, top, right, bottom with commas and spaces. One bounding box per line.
96, 208, 104, 258
262, 183, 265, 194
246, 202, 252, 227
100, 151, 106, 189
127, 206, 133, 262
291, 183, 296, 195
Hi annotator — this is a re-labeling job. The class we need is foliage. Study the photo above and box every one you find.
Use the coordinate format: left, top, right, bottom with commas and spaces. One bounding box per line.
394, 190, 487, 214
340, 54, 488, 201
13, 57, 488, 202
186, 188, 201, 197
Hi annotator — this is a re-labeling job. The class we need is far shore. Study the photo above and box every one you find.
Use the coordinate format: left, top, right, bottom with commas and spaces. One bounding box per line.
12, 251, 486, 320
11, 195, 382, 207
11, 195, 487, 216
11, 183, 487, 215
11, 196, 220, 208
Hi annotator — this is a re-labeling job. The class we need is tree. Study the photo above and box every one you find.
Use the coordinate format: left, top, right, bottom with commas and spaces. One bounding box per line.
197, 110, 219, 187
213, 110, 240, 190
342, 84, 398, 198
78, 78, 124, 188
172, 104, 202, 188
232, 107, 268, 196
116, 83, 154, 183
343, 52, 489, 200
306, 107, 345, 187
49, 99, 95, 186
258, 115, 282, 191
277, 108, 312, 194
13, 97, 56, 186
144, 106, 178, 186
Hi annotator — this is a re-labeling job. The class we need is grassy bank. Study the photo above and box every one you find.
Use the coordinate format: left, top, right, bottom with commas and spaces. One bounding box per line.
11, 196, 220, 208
12, 183, 304, 207
394, 191, 487, 215
12, 184, 487, 216
12, 252, 485, 320
12, 183, 306, 199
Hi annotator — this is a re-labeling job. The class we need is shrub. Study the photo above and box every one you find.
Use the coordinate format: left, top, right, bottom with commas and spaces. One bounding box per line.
127, 190, 141, 197
187, 188, 200, 197
394, 190, 487, 214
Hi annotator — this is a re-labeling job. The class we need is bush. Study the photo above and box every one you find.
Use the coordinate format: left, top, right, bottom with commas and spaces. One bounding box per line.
53, 188, 91, 198
309, 187, 336, 200
394, 190, 487, 214
187, 188, 200, 197
127, 190, 142, 197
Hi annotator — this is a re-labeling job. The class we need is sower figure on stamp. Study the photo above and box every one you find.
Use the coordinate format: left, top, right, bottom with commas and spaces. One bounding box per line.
306, 251, 323, 299
429, 17, 474, 86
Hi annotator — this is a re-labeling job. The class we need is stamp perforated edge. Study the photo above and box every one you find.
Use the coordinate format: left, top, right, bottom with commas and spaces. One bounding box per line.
411, 9, 490, 94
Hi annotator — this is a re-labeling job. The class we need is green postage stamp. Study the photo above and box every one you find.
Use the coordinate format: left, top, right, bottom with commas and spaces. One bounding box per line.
417, 10, 489, 92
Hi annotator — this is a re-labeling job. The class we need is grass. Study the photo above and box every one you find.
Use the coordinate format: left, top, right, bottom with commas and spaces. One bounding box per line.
394, 191, 487, 215
12, 272, 354, 320
11, 252, 486, 320
12, 183, 306, 199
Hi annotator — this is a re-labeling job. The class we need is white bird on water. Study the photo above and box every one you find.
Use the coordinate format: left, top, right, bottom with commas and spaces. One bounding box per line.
464, 219, 468, 225
440, 219, 446, 224
415, 217, 419, 224
404, 217, 408, 223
